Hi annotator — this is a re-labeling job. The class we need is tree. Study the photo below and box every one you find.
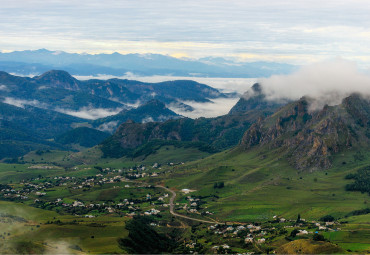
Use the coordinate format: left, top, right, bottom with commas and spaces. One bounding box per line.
313, 233, 325, 241
290, 229, 299, 238
319, 215, 334, 222
117, 216, 176, 254
214, 182, 225, 189
296, 214, 301, 223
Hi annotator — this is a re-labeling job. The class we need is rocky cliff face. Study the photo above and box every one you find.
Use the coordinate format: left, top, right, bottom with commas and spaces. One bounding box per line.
241, 94, 370, 170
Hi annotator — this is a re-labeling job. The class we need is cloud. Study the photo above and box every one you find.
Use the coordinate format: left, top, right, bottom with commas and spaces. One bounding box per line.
55, 106, 123, 120
169, 97, 239, 118
141, 116, 154, 123
1, 1, 370, 65
3, 97, 47, 109
0, 85, 8, 91
97, 121, 119, 133
259, 58, 370, 111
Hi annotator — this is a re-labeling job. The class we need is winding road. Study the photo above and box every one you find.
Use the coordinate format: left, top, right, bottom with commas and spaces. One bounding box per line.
156, 185, 221, 224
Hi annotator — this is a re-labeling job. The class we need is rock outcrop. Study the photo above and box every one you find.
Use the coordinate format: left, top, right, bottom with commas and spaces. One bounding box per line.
241, 95, 370, 170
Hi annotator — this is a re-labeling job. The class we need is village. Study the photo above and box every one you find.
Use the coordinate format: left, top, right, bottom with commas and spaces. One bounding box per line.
0, 163, 343, 254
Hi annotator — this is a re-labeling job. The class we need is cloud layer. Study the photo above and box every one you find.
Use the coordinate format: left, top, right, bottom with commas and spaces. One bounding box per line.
55, 106, 123, 120
3, 97, 47, 109
169, 98, 239, 118
259, 58, 370, 110
1, 1, 370, 65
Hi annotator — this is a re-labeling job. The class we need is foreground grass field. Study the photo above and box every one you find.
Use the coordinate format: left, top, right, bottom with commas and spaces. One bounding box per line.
0, 201, 129, 254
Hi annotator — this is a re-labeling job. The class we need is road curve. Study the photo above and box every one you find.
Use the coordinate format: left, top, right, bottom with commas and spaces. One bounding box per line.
156, 185, 221, 224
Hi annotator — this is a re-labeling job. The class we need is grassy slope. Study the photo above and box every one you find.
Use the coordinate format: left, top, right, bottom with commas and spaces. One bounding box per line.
0, 200, 129, 254
19, 145, 211, 169
161, 146, 369, 222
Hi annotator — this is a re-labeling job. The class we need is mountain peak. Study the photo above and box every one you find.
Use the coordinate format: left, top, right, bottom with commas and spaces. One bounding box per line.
229, 83, 284, 114
37, 70, 74, 79
141, 99, 166, 108
35, 70, 80, 90
251, 82, 262, 93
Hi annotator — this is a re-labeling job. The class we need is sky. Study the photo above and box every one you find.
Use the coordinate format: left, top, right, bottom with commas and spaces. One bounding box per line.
1, 0, 370, 65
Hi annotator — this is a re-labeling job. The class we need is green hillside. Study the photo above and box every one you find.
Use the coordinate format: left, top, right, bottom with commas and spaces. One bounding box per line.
55, 127, 110, 148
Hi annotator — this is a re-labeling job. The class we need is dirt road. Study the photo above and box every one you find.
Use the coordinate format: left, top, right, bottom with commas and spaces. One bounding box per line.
156, 185, 221, 224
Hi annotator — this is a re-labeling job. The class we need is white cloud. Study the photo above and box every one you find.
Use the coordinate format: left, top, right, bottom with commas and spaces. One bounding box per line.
37, 85, 48, 90
0, 85, 8, 91
141, 116, 154, 123
97, 121, 119, 133
55, 106, 123, 120
3, 97, 47, 109
259, 58, 370, 111
169, 97, 239, 118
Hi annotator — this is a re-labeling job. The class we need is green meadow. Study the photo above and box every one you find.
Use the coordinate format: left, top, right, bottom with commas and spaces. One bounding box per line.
0, 144, 369, 253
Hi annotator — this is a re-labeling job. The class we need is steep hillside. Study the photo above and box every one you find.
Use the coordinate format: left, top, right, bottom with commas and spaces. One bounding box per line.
0, 102, 88, 139
0, 119, 63, 159
241, 94, 370, 170
55, 127, 110, 148
0, 102, 88, 159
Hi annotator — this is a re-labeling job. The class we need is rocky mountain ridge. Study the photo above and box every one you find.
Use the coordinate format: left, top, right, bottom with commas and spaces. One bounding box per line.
242, 94, 370, 170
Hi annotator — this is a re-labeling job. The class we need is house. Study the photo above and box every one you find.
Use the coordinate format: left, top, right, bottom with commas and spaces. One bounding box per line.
297, 230, 308, 235
72, 201, 84, 207
226, 226, 234, 231
257, 238, 265, 244
245, 237, 253, 243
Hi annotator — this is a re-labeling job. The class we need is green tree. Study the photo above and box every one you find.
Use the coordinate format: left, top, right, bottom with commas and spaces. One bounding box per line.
117, 216, 176, 254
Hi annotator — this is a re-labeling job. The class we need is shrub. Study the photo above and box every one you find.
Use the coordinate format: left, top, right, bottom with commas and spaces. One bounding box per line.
313, 233, 325, 241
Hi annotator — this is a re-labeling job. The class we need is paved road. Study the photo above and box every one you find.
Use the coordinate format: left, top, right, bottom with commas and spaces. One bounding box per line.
156, 185, 221, 224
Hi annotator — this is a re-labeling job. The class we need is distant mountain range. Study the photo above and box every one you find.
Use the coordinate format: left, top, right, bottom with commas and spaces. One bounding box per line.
0, 70, 233, 113
1, 70, 237, 159
0, 49, 296, 77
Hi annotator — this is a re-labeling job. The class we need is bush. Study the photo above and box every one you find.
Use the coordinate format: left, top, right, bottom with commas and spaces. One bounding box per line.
213, 182, 225, 189
344, 166, 370, 195
319, 215, 335, 222
313, 233, 325, 241
290, 229, 299, 237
